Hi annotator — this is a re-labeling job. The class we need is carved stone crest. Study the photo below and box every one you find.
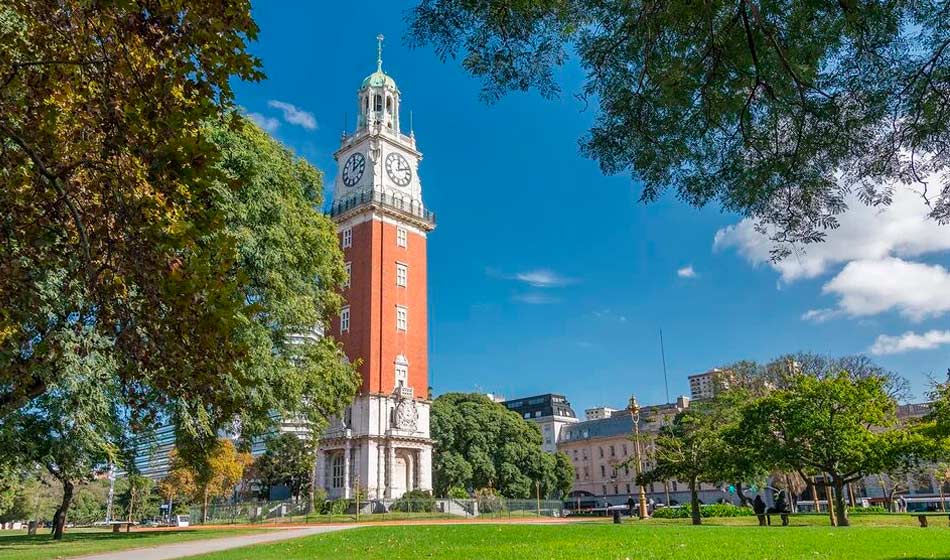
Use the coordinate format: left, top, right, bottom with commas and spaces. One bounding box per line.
393, 399, 418, 432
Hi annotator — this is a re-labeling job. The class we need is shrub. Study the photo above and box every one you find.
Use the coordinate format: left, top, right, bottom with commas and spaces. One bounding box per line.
653, 504, 754, 519
447, 486, 470, 499
850, 506, 887, 514
474, 487, 505, 513
391, 489, 436, 512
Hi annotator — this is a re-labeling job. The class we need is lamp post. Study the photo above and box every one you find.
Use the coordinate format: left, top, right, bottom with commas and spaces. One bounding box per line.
628, 395, 649, 519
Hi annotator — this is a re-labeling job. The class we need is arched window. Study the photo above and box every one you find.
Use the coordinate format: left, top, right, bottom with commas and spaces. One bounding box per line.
331, 454, 344, 488
374, 94, 383, 112
386, 96, 392, 112
363, 96, 368, 111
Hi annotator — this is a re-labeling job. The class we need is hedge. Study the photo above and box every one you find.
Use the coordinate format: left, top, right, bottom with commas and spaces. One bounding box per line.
652, 504, 755, 518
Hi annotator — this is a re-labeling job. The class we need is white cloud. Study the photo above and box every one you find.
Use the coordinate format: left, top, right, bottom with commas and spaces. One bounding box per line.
870, 329, 950, 355
512, 269, 574, 288
512, 292, 558, 305
677, 265, 697, 279
267, 100, 317, 130
592, 309, 627, 322
801, 308, 842, 323
714, 184, 950, 283
821, 257, 950, 321
247, 112, 279, 133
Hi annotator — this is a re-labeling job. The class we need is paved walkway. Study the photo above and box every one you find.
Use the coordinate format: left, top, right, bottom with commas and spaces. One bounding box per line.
74, 526, 352, 560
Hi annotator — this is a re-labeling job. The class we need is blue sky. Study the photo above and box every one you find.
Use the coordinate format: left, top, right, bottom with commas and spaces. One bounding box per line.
235, 1, 950, 412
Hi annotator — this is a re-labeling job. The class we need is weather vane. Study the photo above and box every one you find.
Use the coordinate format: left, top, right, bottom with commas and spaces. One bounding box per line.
377, 33, 384, 72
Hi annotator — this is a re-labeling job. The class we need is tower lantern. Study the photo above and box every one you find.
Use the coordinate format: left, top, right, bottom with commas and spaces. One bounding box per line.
318, 37, 435, 500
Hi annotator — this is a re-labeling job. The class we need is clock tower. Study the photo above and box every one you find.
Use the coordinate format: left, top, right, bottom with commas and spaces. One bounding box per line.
317, 36, 435, 500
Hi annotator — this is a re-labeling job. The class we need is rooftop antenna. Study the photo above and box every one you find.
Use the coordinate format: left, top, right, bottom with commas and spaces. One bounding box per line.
376, 33, 384, 72
660, 329, 670, 403
409, 110, 414, 135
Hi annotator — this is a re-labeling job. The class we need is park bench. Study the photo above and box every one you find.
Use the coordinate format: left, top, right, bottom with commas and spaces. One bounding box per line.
910, 512, 950, 527
96, 520, 138, 533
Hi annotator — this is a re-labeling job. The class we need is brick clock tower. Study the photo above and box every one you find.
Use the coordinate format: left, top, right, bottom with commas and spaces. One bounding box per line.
317, 36, 435, 500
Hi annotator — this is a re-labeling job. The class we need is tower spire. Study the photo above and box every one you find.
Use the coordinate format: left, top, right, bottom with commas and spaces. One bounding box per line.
376, 33, 384, 72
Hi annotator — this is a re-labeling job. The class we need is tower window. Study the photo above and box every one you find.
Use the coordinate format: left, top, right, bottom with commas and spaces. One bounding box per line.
340, 306, 350, 333
386, 96, 392, 111
342, 228, 352, 249
396, 262, 408, 287
396, 227, 407, 248
364, 96, 368, 111
396, 305, 407, 331
374, 94, 382, 112
344, 262, 351, 288
395, 363, 408, 388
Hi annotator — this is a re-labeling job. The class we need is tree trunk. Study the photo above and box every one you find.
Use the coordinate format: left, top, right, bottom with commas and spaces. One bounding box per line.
810, 477, 821, 513
52, 480, 74, 540
878, 476, 894, 512
831, 476, 849, 527
785, 473, 798, 513
689, 478, 701, 526
735, 482, 752, 507
202, 487, 209, 524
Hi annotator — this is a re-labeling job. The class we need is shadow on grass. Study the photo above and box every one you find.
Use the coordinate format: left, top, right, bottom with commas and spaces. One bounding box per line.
0, 529, 198, 549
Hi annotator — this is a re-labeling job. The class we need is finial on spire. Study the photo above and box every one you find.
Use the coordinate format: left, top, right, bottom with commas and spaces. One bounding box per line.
376, 34, 384, 72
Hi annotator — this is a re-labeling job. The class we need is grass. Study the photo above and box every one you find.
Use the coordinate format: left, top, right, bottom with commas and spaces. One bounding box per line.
0, 527, 263, 560
189, 517, 950, 560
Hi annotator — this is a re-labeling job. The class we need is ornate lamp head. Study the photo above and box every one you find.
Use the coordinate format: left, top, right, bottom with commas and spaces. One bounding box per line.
628, 395, 640, 416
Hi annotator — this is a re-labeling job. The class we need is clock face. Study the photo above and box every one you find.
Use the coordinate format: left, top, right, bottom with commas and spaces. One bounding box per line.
385, 152, 412, 187
342, 152, 365, 187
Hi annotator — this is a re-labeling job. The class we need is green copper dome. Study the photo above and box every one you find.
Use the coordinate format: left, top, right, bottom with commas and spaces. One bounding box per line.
361, 69, 397, 90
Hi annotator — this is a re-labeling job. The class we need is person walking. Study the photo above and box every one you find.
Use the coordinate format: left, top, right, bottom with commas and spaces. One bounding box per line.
753, 495, 767, 526
626, 496, 636, 518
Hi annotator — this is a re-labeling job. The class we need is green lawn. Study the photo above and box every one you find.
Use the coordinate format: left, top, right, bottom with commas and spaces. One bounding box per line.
191, 520, 950, 560
0, 528, 262, 560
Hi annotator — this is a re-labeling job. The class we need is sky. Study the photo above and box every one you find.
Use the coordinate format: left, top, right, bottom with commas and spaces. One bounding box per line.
234, 1, 950, 413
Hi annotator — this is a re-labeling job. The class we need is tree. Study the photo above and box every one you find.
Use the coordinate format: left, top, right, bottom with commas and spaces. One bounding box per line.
0, 329, 122, 539
431, 393, 569, 498
162, 440, 252, 523
1, 0, 264, 421
738, 371, 921, 526
253, 433, 315, 502
639, 401, 741, 525
117, 475, 158, 522
407, 1, 950, 252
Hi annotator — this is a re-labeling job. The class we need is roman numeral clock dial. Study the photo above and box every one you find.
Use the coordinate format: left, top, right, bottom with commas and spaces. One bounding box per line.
385, 152, 412, 187
342, 152, 365, 187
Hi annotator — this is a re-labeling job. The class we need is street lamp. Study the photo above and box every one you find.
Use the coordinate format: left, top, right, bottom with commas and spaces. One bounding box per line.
628, 395, 649, 520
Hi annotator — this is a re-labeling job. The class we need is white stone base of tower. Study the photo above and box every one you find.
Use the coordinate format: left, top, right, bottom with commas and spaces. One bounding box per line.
317, 392, 432, 500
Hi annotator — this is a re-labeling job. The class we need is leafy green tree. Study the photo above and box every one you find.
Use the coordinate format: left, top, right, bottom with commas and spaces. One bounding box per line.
253, 433, 315, 502
639, 401, 740, 525
0, 0, 263, 421
553, 451, 575, 498
117, 475, 158, 522
0, 329, 122, 538
167, 116, 359, 453
431, 393, 566, 498
68, 484, 107, 525
408, 1, 950, 251
738, 371, 920, 526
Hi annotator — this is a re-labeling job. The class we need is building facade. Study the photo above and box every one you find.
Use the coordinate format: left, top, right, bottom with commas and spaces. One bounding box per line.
687, 368, 734, 400
316, 38, 435, 500
502, 394, 579, 453
557, 396, 734, 506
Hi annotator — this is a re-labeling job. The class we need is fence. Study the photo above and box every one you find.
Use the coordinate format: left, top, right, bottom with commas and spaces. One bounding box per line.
190, 497, 565, 526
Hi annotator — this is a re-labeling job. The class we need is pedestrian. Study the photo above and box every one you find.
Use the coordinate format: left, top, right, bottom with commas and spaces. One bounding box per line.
626, 495, 636, 517
753, 495, 767, 527
648, 497, 656, 515
773, 490, 790, 526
